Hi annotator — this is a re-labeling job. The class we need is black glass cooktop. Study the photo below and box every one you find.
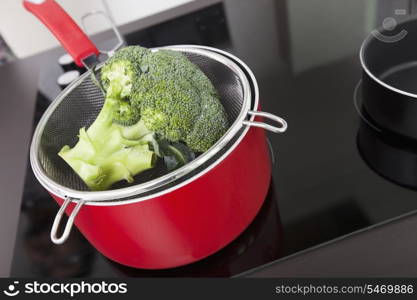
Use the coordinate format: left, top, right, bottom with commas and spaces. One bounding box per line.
11, 1, 417, 277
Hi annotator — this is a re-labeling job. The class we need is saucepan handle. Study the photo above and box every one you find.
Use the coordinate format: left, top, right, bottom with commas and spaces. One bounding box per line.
23, 0, 99, 67
243, 110, 288, 133
50, 198, 84, 244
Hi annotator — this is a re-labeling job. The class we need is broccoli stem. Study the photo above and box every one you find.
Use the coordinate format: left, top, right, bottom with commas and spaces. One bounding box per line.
58, 97, 155, 191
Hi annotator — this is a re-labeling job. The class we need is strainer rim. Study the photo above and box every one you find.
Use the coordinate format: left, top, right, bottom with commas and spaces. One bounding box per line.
30, 45, 253, 201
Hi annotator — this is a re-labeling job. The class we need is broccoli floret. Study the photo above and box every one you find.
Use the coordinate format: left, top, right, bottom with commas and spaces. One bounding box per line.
59, 45, 229, 191
135, 79, 202, 142
130, 48, 229, 152
185, 91, 229, 152
59, 47, 159, 191
100, 47, 149, 126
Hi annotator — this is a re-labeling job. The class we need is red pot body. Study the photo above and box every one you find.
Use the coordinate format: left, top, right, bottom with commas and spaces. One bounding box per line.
51, 126, 271, 269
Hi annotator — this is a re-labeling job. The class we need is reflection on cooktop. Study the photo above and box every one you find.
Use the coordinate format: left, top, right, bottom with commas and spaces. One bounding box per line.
358, 120, 417, 191
281, 200, 370, 255
356, 85, 417, 191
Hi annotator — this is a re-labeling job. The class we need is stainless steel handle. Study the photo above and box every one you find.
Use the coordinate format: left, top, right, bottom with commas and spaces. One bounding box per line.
81, 10, 125, 57
243, 110, 288, 133
50, 198, 84, 244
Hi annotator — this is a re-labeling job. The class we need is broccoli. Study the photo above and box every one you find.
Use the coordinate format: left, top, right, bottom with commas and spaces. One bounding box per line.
128, 47, 229, 152
58, 98, 156, 191
59, 46, 229, 191
100, 46, 148, 126
102, 46, 229, 151
59, 47, 155, 191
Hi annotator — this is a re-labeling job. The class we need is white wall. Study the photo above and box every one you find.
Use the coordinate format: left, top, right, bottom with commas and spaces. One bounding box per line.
0, 0, 194, 58
287, 0, 376, 73
224, 0, 377, 75
223, 0, 284, 78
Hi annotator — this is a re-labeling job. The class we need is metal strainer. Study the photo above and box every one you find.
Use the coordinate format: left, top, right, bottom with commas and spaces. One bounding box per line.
24, 0, 287, 245
31, 46, 287, 202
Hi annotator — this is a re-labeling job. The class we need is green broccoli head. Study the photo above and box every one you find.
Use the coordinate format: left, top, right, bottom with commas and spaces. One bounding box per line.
133, 78, 202, 142
130, 48, 229, 152
185, 91, 229, 152
100, 46, 150, 126
101, 60, 134, 98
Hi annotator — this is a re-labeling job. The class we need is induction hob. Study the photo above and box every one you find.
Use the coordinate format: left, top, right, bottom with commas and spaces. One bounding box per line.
11, 1, 417, 277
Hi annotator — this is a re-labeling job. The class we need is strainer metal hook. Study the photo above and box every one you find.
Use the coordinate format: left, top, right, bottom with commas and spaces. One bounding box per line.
243, 110, 288, 133
81, 10, 125, 58
50, 198, 85, 244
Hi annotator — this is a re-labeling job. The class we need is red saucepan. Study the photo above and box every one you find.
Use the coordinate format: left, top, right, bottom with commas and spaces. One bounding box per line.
25, 0, 287, 269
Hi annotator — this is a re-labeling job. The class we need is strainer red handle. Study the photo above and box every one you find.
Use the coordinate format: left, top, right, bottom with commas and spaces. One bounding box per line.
23, 0, 99, 67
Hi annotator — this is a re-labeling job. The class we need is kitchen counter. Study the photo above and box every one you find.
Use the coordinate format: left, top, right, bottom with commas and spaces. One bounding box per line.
3, 0, 417, 277
0, 51, 47, 276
